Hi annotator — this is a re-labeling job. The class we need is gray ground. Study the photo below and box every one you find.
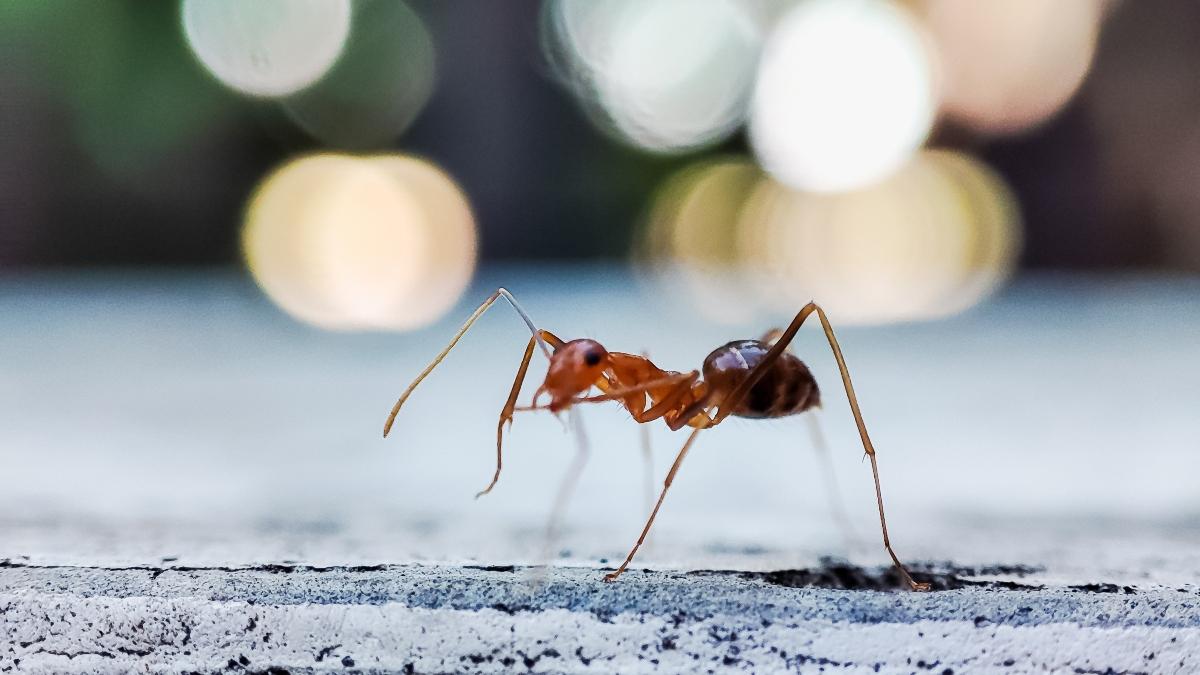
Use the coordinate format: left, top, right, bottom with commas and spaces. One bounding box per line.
2, 268, 1199, 673
2, 561, 1198, 674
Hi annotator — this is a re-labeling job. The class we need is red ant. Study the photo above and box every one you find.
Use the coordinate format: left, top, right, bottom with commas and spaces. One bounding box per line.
384, 288, 930, 591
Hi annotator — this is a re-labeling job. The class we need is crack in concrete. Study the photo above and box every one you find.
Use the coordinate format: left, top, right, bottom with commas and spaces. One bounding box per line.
0, 558, 1056, 593
32, 648, 116, 660
0, 559, 390, 576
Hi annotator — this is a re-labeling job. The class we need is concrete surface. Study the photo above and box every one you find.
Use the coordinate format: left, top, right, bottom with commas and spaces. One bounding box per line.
1, 268, 1199, 673
1, 561, 1197, 674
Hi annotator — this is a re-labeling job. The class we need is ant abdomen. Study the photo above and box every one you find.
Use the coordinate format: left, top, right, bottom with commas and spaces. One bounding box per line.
704, 340, 821, 419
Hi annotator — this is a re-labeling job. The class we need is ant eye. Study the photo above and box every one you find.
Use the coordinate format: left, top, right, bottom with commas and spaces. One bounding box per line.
584, 350, 602, 366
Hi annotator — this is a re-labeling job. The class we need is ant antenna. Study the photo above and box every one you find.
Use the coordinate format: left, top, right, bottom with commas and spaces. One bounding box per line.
383, 288, 552, 437
498, 288, 553, 359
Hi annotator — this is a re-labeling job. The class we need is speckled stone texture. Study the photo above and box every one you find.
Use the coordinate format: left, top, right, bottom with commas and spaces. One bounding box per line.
2, 562, 1197, 674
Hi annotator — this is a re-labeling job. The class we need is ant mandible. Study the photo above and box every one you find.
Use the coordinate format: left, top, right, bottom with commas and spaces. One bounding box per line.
384, 288, 931, 591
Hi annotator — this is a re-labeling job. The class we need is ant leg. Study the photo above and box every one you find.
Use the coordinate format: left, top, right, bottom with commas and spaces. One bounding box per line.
760, 328, 785, 346
635, 373, 701, 422
479, 328, 568, 497
604, 425, 705, 582
538, 328, 567, 351
808, 305, 928, 590
383, 288, 556, 437
611, 375, 700, 560
640, 424, 654, 517
513, 404, 549, 413
714, 303, 930, 591
638, 351, 655, 516
542, 407, 591, 562
666, 390, 717, 431
622, 373, 704, 536
712, 305, 819, 424
478, 335, 537, 498
572, 371, 698, 406
573, 372, 701, 433
805, 412, 861, 551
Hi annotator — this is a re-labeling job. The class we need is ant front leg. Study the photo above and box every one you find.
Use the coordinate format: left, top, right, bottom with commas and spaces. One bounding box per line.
480, 335, 538, 499
480, 330, 565, 499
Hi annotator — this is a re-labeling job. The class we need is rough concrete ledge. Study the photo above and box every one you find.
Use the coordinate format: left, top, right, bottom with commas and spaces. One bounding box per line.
2, 561, 1197, 674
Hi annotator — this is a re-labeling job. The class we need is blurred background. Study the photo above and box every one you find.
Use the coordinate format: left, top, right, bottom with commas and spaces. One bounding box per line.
3, 2, 1200, 286
1, 1, 1198, 577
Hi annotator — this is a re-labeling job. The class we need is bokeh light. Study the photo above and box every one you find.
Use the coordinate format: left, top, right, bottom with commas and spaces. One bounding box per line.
636, 158, 765, 323
543, 0, 761, 153
283, 0, 435, 148
367, 155, 478, 328
182, 0, 351, 98
638, 150, 1020, 326
749, 0, 937, 192
243, 154, 477, 331
738, 149, 1022, 324
931, 150, 1024, 314
920, 0, 1103, 134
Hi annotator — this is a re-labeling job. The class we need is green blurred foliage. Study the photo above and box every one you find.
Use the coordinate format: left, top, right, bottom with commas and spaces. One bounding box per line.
1, 1, 240, 181
284, 0, 436, 149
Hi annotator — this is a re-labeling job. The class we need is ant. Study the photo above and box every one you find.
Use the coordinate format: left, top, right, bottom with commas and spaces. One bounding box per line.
384, 288, 931, 591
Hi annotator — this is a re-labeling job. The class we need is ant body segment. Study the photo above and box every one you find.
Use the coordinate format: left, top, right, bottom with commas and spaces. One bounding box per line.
384, 288, 930, 591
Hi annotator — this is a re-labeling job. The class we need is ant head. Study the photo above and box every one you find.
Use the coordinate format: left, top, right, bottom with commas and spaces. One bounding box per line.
541, 338, 610, 412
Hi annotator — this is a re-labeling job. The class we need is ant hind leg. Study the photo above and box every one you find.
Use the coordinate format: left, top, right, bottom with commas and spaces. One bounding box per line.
760, 328, 785, 346
714, 303, 930, 591
805, 412, 862, 552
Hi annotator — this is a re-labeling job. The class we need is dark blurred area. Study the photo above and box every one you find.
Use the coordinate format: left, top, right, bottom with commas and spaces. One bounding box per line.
1, 0, 1199, 269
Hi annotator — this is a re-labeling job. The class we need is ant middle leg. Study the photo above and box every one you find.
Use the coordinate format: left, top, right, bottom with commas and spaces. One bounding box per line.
572, 371, 698, 408
639, 424, 654, 517
508, 371, 695, 416
805, 412, 861, 551
604, 424, 707, 582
